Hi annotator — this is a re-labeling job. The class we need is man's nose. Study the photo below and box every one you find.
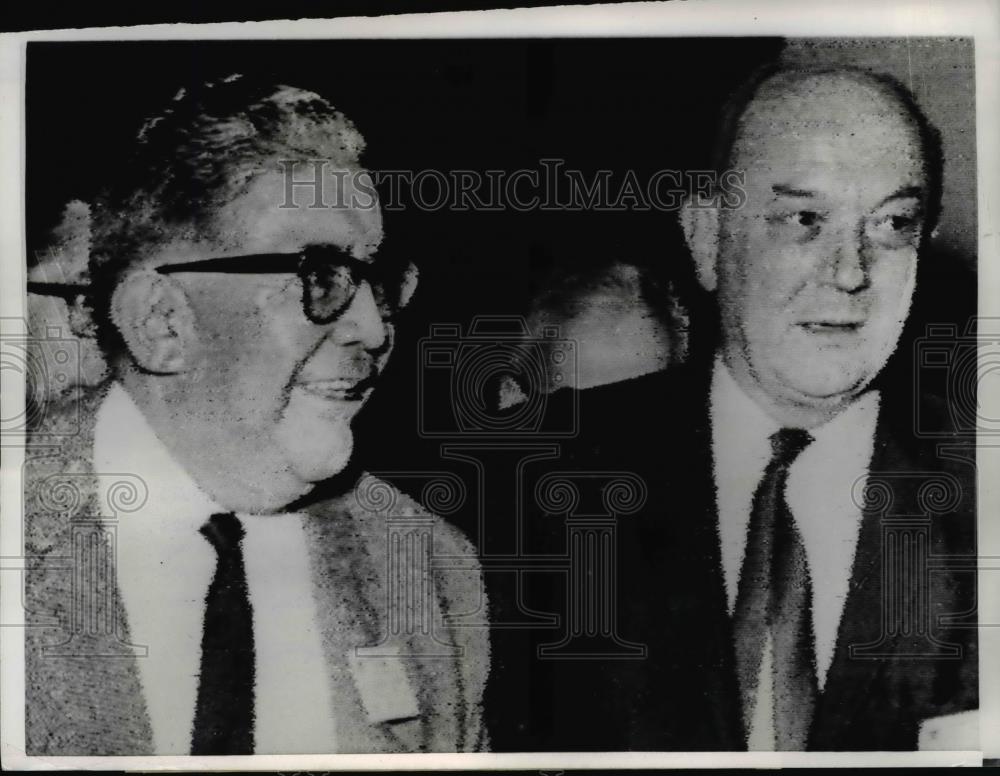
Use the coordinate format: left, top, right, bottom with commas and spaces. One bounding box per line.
828, 228, 869, 292
330, 280, 387, 350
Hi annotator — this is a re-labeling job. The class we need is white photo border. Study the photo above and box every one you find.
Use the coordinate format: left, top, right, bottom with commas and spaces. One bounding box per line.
1, 0, 997, 769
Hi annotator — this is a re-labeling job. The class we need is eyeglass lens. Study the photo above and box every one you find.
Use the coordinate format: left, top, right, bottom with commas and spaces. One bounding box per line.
300, 252, 394, 324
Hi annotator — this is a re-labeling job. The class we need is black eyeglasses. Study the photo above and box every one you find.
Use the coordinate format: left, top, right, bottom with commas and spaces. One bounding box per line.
153, 245, 415, 324
26, 282, 91, 301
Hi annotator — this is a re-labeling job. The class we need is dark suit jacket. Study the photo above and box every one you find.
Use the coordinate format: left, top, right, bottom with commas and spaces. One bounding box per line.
23, 384, 490, 755
485, 356, 977, 751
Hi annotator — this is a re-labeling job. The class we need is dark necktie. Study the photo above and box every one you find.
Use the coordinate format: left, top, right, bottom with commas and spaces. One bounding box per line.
732, 428, 818, 750
191, 512, 255, 754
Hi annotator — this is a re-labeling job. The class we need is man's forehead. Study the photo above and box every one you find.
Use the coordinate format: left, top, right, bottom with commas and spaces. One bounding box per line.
208, 168, 384, 255
228, 165, 379, 212
732, 73, 925, 166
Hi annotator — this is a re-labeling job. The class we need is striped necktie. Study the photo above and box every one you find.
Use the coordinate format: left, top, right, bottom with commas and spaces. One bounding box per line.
732, 428, 818, 750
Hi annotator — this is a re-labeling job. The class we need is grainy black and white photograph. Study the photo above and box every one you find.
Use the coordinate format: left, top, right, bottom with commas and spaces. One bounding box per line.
1, 2, 997, 769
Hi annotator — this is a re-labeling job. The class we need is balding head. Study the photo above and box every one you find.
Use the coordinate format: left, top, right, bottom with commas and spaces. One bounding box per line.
682, 67, 939, 428
715, 66, 942, 232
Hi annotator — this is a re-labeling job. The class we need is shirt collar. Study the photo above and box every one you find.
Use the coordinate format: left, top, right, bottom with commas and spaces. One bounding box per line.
93, 381, 226, 530
710, 355, 779, 444
710, 355, 880, 446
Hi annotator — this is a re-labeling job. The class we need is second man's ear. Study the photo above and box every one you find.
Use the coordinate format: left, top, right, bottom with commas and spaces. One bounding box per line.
678, 198, 721, 293
397, 261, 419, 310
109, 271, 199, 374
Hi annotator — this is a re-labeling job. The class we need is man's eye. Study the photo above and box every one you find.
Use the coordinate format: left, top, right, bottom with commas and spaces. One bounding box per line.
766, 210, 825, 240
794, 211, 821, 227
767, 210, 822, 226
867, 211, 922, 248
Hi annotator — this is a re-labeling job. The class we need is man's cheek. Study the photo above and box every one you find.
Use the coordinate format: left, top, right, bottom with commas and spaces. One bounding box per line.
869, 248, 917, 289
743, 259, 790, 317
275, 397, 355, 481
869, 252, 918, 339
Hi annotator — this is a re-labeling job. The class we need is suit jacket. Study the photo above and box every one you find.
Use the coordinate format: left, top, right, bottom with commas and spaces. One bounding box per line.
485, 355, 977, 751
23, 385, 490, 755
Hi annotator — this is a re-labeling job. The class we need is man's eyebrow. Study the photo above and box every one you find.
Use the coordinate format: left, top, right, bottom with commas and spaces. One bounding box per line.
875, 185, 925, 208
771, 184, 816, 199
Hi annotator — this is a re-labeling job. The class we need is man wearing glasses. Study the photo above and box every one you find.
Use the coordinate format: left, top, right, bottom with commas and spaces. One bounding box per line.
24, 76, 488, 755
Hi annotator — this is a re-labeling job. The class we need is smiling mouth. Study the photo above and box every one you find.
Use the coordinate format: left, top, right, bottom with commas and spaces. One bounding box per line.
297, 373, 378, 401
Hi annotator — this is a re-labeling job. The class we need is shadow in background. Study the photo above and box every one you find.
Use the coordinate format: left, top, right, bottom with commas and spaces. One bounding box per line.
26, 37, 786, 512
24, 37, 979, 753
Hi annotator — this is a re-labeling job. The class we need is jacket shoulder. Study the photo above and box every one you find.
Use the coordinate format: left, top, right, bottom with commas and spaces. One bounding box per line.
343, 474, 490, 749
24, 385, 109, 555
26, 383, 106, 441
353, 475, 484, 584
346, 473, 483, 578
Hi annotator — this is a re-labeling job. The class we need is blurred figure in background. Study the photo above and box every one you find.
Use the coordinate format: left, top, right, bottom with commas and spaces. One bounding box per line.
25, 200, 108, 429
525, 259, 688, 392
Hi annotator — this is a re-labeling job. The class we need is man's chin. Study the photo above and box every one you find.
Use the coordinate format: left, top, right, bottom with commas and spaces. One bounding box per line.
292, 454, 352, 484
286, 439, 354, 484
276, 411, 356, 484
779, 365, 873, 405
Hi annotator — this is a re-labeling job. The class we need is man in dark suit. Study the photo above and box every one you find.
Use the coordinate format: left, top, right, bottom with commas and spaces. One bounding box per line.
24, 74, 488, 755
485, 65, 976, 751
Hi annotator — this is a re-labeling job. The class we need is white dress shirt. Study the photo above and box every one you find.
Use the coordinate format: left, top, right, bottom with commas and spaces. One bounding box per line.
709, 357, 879, 748
93, 382, 338, 754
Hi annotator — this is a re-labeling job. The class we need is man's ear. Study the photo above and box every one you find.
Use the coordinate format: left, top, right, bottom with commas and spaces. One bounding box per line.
679, 198, 720, 292
397, 261, 419, 310
110, 271, 199, 374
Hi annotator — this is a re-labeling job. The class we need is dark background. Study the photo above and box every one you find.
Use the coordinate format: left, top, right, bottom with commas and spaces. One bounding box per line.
25, 37, 787, 487
25, 39, 979, 751
25, 37, 786, 277
26, 39, 977, 537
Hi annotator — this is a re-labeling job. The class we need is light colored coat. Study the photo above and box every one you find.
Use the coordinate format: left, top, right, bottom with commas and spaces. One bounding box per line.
24, 385, 490, 755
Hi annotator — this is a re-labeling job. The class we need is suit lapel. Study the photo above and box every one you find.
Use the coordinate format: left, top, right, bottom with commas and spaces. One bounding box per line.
636, 361, 906, 750
809, 400, 915, 748
301, 500, 404, 752
25, 386, 153, 754
27, 391, 465, 755
617, 364, 743, 749
669, 367, 745, 749
302, 488, 461, 752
